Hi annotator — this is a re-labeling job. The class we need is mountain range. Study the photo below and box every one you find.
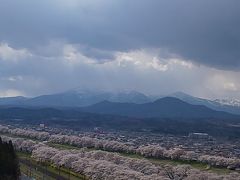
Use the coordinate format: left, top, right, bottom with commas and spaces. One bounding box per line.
0, 89, 150, 107
169, 92, 240, 115
0, 89, 240, 116
81, 97, 238, 119
0, 90, 240, 138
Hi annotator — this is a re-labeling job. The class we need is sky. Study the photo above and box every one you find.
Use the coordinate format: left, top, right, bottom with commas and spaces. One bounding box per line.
0, 0, 240, 99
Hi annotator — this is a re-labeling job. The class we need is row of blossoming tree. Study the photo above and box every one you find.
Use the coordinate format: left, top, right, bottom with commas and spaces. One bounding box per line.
1, 135, 239, 180
0, 125, 239, 170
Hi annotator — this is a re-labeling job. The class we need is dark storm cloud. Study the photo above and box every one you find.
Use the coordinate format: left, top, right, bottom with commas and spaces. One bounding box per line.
0, 0, 240, 69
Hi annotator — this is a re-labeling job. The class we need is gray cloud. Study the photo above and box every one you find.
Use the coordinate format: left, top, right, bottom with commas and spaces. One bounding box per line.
0, 42, 240, 99
1, 0, 240, 98
0, 0, 240, 69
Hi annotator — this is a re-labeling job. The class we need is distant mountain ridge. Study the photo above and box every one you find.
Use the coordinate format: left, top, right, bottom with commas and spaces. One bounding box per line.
0, 89, 151, 107
82, 97, 238, 119
0, 98, 236, 120
0, 96, 28, 106
168, 92, 240, 115
1, 90, 240, 115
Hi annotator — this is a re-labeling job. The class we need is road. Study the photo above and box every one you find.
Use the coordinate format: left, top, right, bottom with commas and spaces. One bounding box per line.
20, 158, 70, 180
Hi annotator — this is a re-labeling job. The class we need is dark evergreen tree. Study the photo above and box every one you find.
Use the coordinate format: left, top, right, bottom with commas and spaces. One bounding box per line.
0, 137, 20, 180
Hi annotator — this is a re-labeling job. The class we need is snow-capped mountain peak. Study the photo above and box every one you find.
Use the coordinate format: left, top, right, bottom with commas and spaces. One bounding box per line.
213, 99, 240, 107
